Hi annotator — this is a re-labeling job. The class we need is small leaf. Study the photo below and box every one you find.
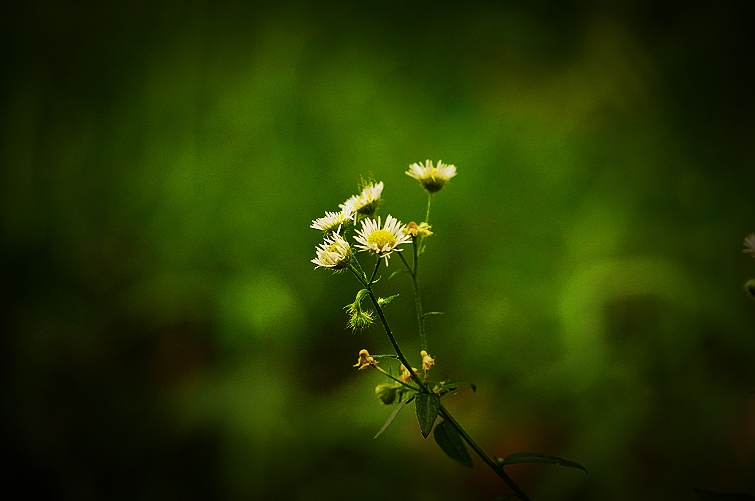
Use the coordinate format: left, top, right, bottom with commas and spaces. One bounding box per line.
422, 311, 445, 318
387, 270, 406, 280
370, 354, 399, 360
433, 420, 472, 467
433, 380, 477, 396
498, 452, 588, 474
377, 294, 399, 307
373, 396, 414, 440
415, 393, 440, 438
694, 489, 755, 501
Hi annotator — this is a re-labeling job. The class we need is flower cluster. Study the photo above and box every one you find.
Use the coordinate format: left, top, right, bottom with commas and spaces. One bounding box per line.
310, 180, 410, 270
310, 161, 456, 332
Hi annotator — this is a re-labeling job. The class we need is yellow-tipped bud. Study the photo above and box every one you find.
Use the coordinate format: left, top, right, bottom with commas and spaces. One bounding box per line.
420, 350, 435, 372
353, 349, 377, 370
398, 364, 419, 383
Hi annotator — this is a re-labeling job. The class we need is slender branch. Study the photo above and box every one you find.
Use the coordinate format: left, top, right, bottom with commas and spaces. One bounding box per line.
374, 365, 420, 392
397, 251, 414, 277
350, 255, 368, 284
425, 193, 433, 225
396, 237, 428, 351
410, 238, 427, 351
439, 405, 532, 501
369, 257, 381, 284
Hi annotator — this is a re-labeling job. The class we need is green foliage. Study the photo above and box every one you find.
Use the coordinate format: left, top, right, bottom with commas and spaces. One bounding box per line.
433, 420, 473, 467
377, 294, 399, 307
414, 393, 440, 438
422, 311, 445, 318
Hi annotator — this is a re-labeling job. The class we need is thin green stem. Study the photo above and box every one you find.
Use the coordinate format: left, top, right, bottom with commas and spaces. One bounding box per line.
369, 257, 381, 284
425, 193, 433, 225
411, 239, 427, 351
350, 255, 368, 283
439, 405, 532, 501
397, 251, 413, 276
397, 248, 427, 351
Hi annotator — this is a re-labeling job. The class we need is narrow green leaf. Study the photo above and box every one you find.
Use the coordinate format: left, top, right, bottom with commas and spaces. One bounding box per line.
694, 489, 755, 501
422, 311, 445, 318
373, 396, 414, 440
415, 393, 440, 438
387, 270, 406, 280
499, 452, 588, 474
433, 420, 472, 467
370, 354, 399, 360
433, 380, 477, 396
377, 294, 399, 307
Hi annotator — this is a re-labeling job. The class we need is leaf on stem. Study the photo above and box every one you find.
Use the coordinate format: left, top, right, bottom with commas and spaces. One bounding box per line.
422, 311, 445, 318
377, 294, 399, 307
433, 420, 472, 467
387, 270, 407, 280
415, 393, 440, 438
373, 396, 414, 440
433, 380, 477, 396
497, 452, 588, 474
693, 489, 755, 501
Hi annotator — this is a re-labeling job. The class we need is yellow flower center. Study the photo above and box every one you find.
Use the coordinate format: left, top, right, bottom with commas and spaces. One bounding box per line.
367, 229, 396, 248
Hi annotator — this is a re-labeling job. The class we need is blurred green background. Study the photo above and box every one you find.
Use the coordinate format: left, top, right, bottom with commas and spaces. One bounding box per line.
2, 1, 755, 500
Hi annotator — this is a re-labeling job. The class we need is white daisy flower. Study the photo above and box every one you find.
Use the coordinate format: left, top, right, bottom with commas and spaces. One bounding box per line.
354, 215, 411, 264
312, 233, 352, 271
405, 160, 457, 193
339, 182, 384, 216
310, 210, 352, 233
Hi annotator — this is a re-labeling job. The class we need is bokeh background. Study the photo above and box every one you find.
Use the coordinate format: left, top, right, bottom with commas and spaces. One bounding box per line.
2, 1, 755, 500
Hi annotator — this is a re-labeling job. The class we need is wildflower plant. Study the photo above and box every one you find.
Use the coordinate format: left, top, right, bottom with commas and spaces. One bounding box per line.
310, 160, 586, 500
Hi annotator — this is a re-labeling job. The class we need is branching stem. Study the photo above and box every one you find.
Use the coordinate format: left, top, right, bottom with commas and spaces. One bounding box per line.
351, 257, 531, 500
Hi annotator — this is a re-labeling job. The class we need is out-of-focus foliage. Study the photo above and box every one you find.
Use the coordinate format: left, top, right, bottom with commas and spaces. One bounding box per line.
2, 1, 755, 500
